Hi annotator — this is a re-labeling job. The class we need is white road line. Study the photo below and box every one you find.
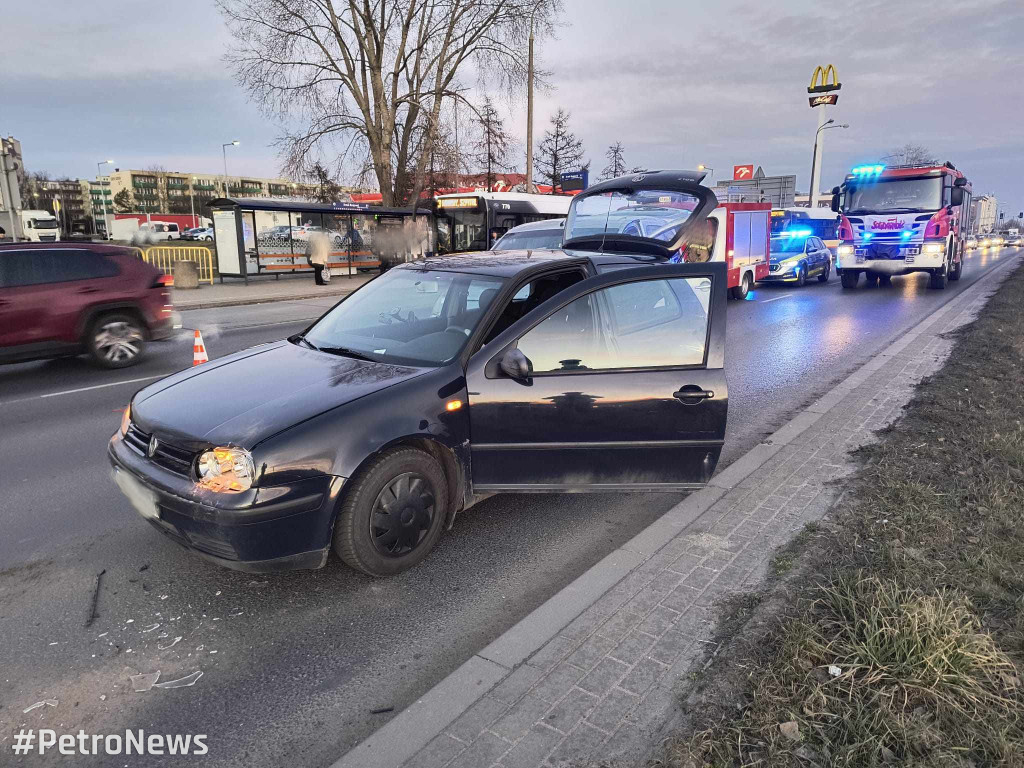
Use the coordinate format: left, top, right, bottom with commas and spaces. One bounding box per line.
760, 294, 793, 303
1, 375, 168, 406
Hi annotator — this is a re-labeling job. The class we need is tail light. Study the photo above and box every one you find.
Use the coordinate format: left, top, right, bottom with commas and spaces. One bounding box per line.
151, 274, 174, 289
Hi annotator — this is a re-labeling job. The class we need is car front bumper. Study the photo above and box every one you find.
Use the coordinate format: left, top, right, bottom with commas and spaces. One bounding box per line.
762, 264, 801, 282
108, 435, 345, 571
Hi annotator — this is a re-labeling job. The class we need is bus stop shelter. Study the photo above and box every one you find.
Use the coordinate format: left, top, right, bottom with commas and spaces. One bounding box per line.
207, 197, 433, 281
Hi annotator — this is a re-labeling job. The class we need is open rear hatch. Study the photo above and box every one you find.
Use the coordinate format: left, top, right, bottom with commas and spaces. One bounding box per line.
561, 170, 719, 258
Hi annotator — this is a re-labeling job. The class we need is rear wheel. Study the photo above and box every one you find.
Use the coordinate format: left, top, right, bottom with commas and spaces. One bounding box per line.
333, 447, 448, 576
87, 313, 146, 368
840, 270, 860, 290
949, 254, 963, 281
730, 272, 752, 300
817, 259, 831, 283
863, 272, 879, 287
878, 274, 892, 285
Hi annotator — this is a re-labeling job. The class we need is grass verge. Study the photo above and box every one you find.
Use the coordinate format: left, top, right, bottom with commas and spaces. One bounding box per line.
665, 263, 1024, 767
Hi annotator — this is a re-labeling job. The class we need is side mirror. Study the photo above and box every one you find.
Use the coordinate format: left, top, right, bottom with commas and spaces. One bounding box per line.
950, 187, 964, 206
830, 193, 840, 213
954, 177, 968, 187
499, 348, 531, 380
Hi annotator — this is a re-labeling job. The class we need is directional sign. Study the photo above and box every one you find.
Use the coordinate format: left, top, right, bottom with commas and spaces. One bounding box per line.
559, 169, 589, 191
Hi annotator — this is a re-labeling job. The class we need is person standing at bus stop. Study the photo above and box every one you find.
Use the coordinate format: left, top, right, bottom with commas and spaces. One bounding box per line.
308, 230, 332, 284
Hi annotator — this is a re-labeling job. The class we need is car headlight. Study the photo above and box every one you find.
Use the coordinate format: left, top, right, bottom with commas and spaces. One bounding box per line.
923, 243, 943, 254
119, 406, 132, 438
196, 447, 256, 493
837, 245, 854, 256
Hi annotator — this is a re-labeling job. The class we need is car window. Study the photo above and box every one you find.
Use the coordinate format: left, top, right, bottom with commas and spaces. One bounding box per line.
484, 269, 586, 344
0, 251, 47, 287
50, 251, 119, 282
516, 277, 710, 373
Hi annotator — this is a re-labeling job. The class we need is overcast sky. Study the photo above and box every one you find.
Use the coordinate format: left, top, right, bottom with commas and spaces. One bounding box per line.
2, 0, 1021, 213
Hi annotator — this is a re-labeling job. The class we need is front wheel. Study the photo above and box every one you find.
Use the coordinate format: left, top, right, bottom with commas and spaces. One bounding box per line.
87, 313, 146, 368
840, 270, 860, 289
929, 268, 948, 290
333, 447, 449, 576
730, 272, 752, 300
949, 255, 963, 281
795, 264, 807, 287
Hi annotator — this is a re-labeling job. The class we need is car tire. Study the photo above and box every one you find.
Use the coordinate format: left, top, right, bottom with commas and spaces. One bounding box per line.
878, 273, 892, 285
840, 270, 859, 289
929, 267, 948, 290
864, 272, 879, 287
949, 256, 963, 281
795, 264, 807, 287
730, 272, 752, 300
817, 260, 831, 283
87, 313, 146, 369
333, 447, 448, 577
203, 235, 213, 241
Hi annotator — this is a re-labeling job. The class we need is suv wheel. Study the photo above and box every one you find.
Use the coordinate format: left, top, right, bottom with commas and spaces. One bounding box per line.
88, 313, 146, 368
333, 447, 448, 576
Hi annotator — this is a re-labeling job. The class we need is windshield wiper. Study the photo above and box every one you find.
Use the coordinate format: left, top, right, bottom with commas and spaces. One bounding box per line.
317, 346, 377, 362
294, 336, 320, 352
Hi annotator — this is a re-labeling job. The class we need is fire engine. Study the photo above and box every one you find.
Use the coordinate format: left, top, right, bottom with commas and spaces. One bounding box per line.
831, 162, 972, 290
706, 202, 771, 299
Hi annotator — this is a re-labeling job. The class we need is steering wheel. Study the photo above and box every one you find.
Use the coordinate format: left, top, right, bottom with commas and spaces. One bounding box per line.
378, 307, 409, 326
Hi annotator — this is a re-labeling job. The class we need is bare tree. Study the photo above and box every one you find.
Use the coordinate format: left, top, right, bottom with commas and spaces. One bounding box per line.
600, 141, 626, 180
472, 96, 510, 191
886, 143, 938, 166
534, 108, 584, 194
218, 0, 560, 207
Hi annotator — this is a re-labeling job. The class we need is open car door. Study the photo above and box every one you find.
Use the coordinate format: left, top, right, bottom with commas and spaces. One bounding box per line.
466, 261, 728, 492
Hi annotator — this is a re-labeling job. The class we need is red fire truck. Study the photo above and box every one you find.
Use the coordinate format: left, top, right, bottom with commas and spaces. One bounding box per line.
831, 162, 972, 290
705, 202, 771, 299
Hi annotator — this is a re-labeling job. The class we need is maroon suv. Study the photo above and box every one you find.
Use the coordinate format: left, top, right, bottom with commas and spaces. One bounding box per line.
0, 243, 175, 368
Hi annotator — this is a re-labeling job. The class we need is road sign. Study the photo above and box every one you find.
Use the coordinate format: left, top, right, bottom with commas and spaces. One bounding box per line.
559, 169, 588, 191
733, 164, 754, 180
809, 94, 839, 107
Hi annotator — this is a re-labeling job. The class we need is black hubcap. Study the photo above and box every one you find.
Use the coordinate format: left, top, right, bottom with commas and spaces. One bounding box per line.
369, 472, 435, 557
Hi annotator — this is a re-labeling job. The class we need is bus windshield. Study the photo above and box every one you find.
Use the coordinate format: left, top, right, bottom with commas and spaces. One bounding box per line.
844, 176, 943, 214
435, 204, 486, 254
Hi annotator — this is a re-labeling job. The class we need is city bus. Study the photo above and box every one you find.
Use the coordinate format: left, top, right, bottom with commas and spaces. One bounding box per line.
771, 206, 841, 254
433, 192, 572, 254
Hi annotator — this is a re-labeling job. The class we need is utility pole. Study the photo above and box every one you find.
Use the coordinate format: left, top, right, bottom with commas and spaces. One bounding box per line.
525, 3, 540, 194
189, 177, 197, 229
222, 140, 239, 196
97, 160, 113, 239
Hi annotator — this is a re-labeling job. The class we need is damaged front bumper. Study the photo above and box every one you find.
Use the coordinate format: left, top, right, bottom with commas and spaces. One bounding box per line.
108, 435, 345, 572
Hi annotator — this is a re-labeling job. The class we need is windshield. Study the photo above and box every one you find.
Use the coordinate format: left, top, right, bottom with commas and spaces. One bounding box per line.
770, 235, 809, 254
302, 268, 505, 366
565, 188, 699, 244
32, 219, 58, 229
435, 201, 486, 254
493, 229, 563, 250
844, 177, 943, 213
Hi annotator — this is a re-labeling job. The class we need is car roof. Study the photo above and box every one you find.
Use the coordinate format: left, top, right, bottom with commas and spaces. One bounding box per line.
399, 248, 666, 278
502, 218, 565, 234
0, 242, 137, 256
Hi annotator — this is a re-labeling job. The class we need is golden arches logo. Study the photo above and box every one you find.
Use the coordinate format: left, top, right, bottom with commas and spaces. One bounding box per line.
808, 64, 841, 93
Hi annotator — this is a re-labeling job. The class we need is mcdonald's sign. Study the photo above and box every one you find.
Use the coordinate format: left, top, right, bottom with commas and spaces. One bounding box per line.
808, 64, 841, 94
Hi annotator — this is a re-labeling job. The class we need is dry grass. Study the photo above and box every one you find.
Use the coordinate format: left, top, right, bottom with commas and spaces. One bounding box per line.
665, 264, 1024, 768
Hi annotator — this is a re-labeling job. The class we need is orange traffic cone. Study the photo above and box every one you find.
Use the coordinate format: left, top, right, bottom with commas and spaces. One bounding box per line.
193, 329, 209, 366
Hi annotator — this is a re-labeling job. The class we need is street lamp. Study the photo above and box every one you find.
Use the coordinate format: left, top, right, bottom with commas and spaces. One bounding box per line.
809, 120, 848, 207
222, 140, 239, 197
697, 164, 714, 181
97, 159, 113, 239
190, 176, 199, 229
525, 0, 544, 194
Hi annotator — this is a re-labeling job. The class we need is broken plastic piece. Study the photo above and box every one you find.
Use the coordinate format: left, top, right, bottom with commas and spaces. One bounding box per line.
23, 699, 58, 714
142, 623, 160, 632
130, 672, 161, 692
828, 665, 842, 677
153, 671, 203, 689
158, 636, 182, 650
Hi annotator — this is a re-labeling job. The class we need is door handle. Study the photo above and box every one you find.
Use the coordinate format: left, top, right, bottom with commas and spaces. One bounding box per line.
76, 286, 101, 294
673, 386, 714, 404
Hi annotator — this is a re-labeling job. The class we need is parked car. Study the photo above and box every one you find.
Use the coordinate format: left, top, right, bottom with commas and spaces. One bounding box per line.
109, 170, 729, 575
763, 231, 831, 285
1004, 232, 1023, 247
184, 227, 214, 241
0, 243, 176, 368
492, 219, 565, 250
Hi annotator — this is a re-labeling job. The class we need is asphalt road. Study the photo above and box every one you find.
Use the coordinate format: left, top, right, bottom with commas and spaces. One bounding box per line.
0, 246, 1016, 767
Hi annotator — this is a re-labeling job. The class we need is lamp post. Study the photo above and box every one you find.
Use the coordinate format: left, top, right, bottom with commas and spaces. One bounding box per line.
809, 121, 848, 207
97, 159, 113, 238
221, 140, 239, 197
189, 176, 198, 229
525, 1, 544, 194
697, 164, 714, 182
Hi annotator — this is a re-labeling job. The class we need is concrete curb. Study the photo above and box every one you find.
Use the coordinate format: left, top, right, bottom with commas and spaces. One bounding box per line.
333, 253, 1022, 768
173, 285, 358, 311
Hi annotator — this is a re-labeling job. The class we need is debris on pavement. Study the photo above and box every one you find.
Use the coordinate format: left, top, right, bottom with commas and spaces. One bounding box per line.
158, 636, 183, 650
131, 672, 162, 692
153, 671, 203, 689
370, 706, 394, 715
23, 699, 58, 714
779, 720, 801, 741
828, 665, 842, 677
84, 569, 106, 628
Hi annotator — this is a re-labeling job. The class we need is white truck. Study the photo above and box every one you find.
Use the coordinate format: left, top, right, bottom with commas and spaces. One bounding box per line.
19, 209, 61, 242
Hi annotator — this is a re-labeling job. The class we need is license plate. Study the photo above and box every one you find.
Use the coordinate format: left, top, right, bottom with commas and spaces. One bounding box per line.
112, 468, 160, 520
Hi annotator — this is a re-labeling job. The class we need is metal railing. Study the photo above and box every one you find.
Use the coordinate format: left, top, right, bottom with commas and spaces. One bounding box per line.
139, 245, 215, 285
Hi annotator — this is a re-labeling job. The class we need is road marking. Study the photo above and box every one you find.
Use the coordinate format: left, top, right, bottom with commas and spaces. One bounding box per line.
760, 294, 792, 303
1, 375, 168, 405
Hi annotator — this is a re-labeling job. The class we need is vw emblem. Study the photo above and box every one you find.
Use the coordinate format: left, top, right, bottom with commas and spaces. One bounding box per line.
147, 435, 160, 458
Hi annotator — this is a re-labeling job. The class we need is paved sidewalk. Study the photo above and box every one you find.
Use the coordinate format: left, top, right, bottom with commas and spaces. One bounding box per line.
172, 272, 371, 310
335, 254, 1020, 768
